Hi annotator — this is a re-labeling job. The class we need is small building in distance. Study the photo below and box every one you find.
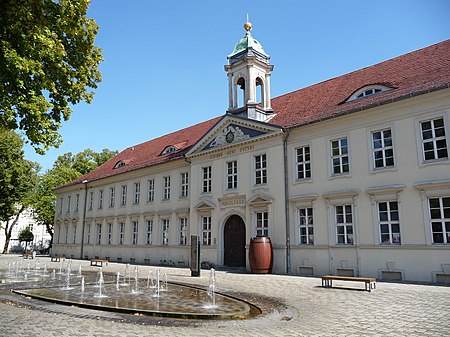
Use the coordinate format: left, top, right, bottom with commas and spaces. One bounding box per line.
52, 22, 450, 283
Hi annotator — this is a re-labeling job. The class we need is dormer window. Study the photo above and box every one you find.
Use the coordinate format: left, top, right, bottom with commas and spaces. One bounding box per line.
161, 146, 178, 155
113, 161, 127, 169
347, 85, 392, 102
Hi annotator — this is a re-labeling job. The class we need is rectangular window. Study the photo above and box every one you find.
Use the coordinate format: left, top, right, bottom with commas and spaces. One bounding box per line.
202, 166, 212, 193
421, 117, 448, 161
120, 185, 127, 206
75, 194, 80, 212
98, 190, 103, 209
66, 195, 71, 213
180, 172, 189, 198
163, 176, 171, 200
57, 226, 61, 244
335, 205, 353, 244
133, 182, 140, 204
65, 225, 69, 244
331, 138, 349, 175
89, 192, 94, 210
87, 224, 91, 244
298, 208, 314, 244
118, 222, 124, 245
161, 219, 170, 245
59, 197, 63, 214
227, 160, 238, 189
132, 221, 138, 245
73, 225, 77, 244
378, 201, 400, 244
296, 146, 311, 180
179, 217, 188, 245
256, 212, 269, 237
255, 154, 267, 185
146, 220, 153, 245
372, 129, 394, 168
96, 224, 102, 244
147, 179, 155, 202
109, 187, 115, 208
202, 216, 212, 245
429, 196, 450, 244
107, 223, 112, 245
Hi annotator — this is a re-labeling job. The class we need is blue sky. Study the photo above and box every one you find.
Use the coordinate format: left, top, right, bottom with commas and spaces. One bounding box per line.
24, 0, 450, 171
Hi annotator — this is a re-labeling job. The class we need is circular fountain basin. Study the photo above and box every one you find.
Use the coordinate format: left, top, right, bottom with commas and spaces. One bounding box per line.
14, 280, 258, 319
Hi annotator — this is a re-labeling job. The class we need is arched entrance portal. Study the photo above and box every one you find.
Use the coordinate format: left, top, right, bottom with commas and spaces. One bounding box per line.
223, 215, 246, 267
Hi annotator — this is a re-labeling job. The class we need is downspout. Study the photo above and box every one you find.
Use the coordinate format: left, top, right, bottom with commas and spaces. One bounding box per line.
283, 129, 291, 274
80, 180, 89, 260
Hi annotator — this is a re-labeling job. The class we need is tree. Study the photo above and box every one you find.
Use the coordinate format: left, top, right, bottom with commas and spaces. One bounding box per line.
0, 0, 103, 154
32, 148, 117, 247
18, 227, 34, 252
0, 130, 39, 253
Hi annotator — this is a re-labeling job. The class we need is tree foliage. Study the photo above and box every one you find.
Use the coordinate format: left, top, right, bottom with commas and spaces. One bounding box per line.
0, 129, 39, 253
0, 0, 103, 153
18, 226, 34, 249
32, 148, 117, 247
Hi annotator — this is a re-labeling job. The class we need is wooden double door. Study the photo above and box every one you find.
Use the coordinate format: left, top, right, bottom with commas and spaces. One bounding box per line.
223, 215, 246, 268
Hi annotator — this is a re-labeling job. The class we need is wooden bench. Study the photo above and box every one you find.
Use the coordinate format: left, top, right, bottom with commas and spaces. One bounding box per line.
322, 275, 376, 292
90, 259, 108, 267
22, 253, 33, 259
50, 256, 64, 262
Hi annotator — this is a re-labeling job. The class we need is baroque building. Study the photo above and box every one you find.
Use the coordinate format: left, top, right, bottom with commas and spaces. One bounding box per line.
53, 23, 450, 283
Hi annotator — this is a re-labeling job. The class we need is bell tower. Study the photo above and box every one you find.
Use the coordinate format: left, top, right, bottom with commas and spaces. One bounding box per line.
225, 21, 274, 121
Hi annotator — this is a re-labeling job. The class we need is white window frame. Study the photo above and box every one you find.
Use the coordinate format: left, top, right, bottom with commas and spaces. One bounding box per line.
96, 223, 102, 244
109, 187, 115, 208
371, 128, 395, 169
428, 196, 450, 244
180, 172, 189, 198
335, 204, 354, 245
120, 185, 127, 206
254, 154, 267, 186
132, 221, 138, 245
118, 222, 125, 245
147, 179, 155, 202
163, 176, 171, 200
330, 137, 350, 176
107, 223, 113, 245
378, 201, 401, 244
202, 166, 212, 194
73, 225, 77, 244
201, 216, 212, 246
89, 192, 94, 210
161, 219, 170, 245
66, 195, 71, 213
59, 197, 63, 214
418, 116, 449, 163
298, 207, 314, 245
179, 217, 188, 245
65, 225, 69, 244
295, 145, 311, 181
133, 182, 140, 205
98, 190, 103, 209
75, 194, 79, 212
87, 224, 91, 244
255, 211, 269, 237
146, 220, 153, 245
226, 160, 238, 190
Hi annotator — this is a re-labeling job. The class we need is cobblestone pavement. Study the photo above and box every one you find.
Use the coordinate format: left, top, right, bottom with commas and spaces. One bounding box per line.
0, 255, 449, 336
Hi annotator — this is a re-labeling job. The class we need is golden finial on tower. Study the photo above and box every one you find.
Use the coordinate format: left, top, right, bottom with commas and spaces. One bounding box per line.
244, 13, 252, 31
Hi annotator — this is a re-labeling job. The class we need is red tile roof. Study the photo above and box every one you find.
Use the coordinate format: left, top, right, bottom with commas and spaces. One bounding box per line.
61, 39, 450, 188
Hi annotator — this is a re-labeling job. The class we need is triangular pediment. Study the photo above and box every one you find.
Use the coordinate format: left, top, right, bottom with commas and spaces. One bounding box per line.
187, 115, 282, 157
194, 200, 216, 211
248, 194, 273, 207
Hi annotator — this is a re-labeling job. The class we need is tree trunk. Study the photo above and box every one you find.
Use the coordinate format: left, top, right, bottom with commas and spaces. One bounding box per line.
1, 206, 25, 254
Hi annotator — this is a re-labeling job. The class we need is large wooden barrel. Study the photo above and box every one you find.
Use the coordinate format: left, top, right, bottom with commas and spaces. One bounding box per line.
249, 237, 273, 274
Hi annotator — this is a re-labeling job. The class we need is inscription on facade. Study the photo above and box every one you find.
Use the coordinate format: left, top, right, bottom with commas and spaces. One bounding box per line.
209, 144, 255, 159
219, 195, 246, 208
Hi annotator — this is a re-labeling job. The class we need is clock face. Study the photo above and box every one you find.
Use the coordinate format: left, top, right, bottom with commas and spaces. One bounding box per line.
226, 131, 234, 143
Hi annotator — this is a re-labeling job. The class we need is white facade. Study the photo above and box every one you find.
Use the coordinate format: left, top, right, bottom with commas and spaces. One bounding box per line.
52, 29, 450, 283
0, 209, 51, 252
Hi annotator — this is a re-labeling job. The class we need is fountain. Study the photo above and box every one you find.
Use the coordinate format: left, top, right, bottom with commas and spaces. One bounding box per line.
1, 258, 259, 320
